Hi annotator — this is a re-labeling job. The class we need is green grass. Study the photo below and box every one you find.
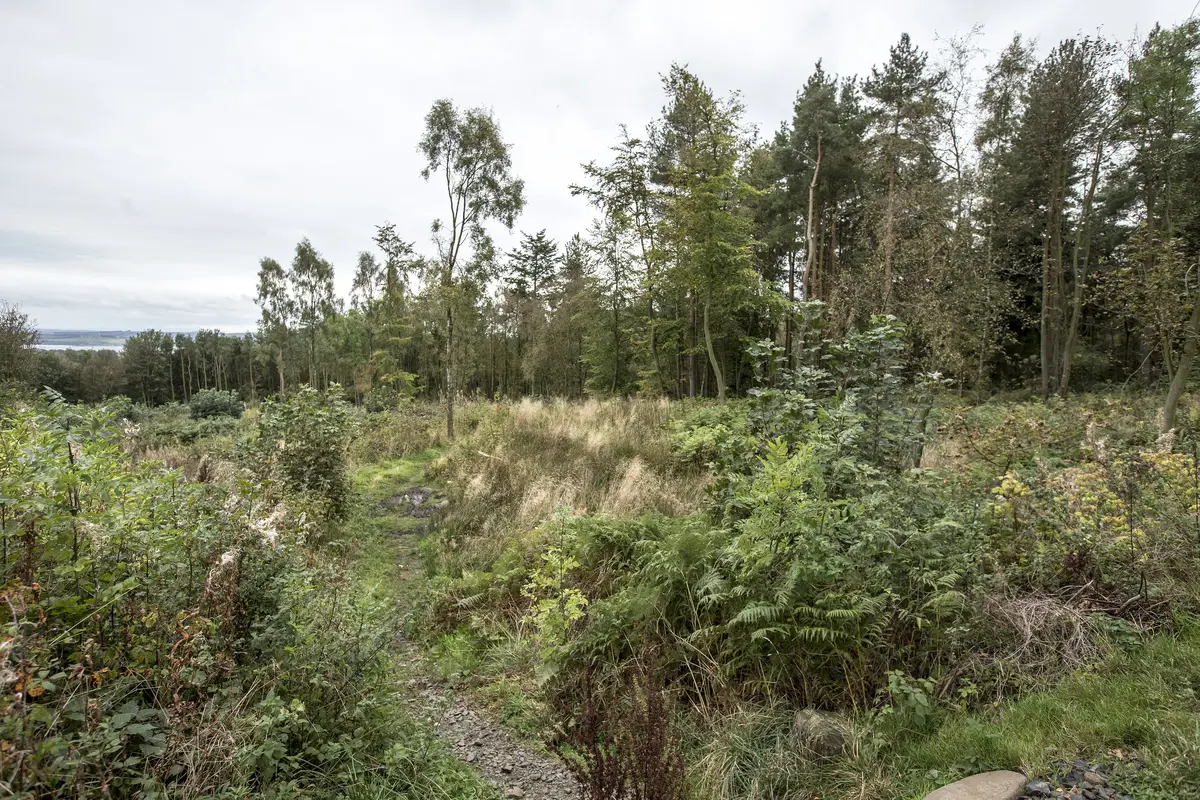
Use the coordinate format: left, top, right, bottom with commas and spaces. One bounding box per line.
308, 449, 503, 800
886, 623, 1200, 798
425, 628, 552, 748
350, 450, 555, 753
349, 448, 444, 596
476, 676, 548, 742
692, 624, 1200, 800
344, 409, 1200, 799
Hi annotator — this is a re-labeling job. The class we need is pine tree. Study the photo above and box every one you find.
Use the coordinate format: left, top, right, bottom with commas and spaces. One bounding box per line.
863, 34, 946, 314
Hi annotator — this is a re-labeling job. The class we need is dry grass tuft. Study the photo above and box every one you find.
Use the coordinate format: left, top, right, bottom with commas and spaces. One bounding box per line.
438, 398, 708, 558
967, 592, 1109, 700
690, 702, 887, 800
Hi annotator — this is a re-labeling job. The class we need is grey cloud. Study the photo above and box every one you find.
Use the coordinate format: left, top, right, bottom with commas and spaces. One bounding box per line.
0, 229, 114, 261
0, 0, 1189, 329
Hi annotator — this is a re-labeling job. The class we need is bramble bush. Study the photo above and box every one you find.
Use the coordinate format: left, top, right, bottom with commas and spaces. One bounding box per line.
247, 385, 356, 526
188, 388, 243, 420
0, 390, 473, 798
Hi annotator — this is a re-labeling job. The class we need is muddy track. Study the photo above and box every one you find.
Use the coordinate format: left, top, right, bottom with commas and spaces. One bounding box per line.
380, 485, 581, 800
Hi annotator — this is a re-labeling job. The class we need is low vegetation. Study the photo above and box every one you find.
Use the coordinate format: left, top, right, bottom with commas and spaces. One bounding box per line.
408, 320, 1200, 798
4, 321, 1200, 797
4, 10, 1200, 799
0, 391, 490, 799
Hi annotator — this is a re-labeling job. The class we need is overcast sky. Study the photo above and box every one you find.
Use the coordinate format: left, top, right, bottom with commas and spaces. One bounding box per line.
1, 0, 1193, 331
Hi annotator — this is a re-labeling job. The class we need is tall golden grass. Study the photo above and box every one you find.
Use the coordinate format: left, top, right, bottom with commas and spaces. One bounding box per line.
433, 398, 709, 557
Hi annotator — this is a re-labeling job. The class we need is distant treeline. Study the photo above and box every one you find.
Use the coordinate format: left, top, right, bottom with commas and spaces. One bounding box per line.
34, 330, 265, 405
6, 20, 1200, 429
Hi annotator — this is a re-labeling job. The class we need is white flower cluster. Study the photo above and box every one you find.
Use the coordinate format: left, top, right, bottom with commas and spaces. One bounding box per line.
0, 639, 14, 690
252, 505, 287, 547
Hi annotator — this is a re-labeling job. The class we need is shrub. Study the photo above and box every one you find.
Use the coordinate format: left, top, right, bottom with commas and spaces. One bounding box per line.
364, 384, 402, 413
352, 402, 443, 461
121, 400, 245, 457
986, 438, 1200, 615
0, 390, 482, 798
190, 388, 244, 419
103, 393, 134, 419
0, 398, 280, 795
251, 385, 356, 524
560, 660, 688, 800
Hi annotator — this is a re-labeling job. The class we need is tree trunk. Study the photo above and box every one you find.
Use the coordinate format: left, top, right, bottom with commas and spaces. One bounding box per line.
828, 211, 838, 300
1060, 139, 1103, 397
688, 294, 698, 398
1040, 230, 1052, 400
1040, 181, 1060, 400
815, 206, 826, 302
882, 118, 898, 313
1162, 290, 1200, 434
610, 293, 620, 394
799, 133, 823, 363
309, 328, 317, 388
648, 293, 665, 395
785, 250, 795, 368
277, 347, 286, 397
804, 133, 823, 302
446, 302, 455, 440
703, 294, 725, 404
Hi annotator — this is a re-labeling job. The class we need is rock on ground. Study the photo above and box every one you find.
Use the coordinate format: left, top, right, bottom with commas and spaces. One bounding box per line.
1017, 760, 1134, 800
925, 770, 1028, 800
792, 709, 849, 758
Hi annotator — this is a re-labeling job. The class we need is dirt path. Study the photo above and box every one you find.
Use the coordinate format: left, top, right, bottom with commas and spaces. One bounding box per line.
416, 682, 579, 800
366, 466, 581, 800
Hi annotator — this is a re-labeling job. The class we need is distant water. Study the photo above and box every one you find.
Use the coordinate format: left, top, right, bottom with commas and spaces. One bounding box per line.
36, 344, 124, 351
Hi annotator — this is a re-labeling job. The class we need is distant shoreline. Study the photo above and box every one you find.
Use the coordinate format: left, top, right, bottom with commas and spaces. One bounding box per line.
36, 329, 252, 350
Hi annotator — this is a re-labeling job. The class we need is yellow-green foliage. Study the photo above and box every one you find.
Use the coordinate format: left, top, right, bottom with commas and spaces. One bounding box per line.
350, 401, 494, 463
987, 432, 1200, 608
0, 396, 487, 798
522, 543, 588, 650
417, 386, 1200, 800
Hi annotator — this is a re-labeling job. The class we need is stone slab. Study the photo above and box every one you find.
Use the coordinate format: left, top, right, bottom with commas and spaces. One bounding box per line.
925, 770, 1027, 800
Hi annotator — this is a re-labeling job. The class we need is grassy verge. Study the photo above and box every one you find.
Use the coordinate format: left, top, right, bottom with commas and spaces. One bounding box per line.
889, 621, 1200, 798
350, 448, 443, 595
692, 622, 1200, 800
336, 448, 501, 799
358, 400, 1200, 799
351, 443, 558, 751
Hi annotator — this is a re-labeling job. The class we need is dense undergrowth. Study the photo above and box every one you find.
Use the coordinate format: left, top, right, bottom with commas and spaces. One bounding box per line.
0, 388, 490, 799
4, 316, 1200, 798
411, 318, 1200, 798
